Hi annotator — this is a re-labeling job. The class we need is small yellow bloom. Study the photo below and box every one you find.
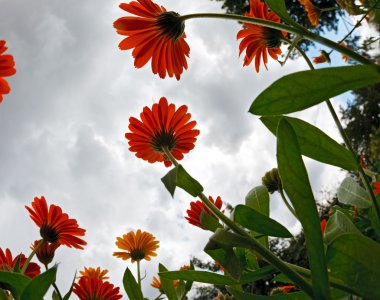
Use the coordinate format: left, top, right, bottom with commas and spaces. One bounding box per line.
113, 229, 159, 263
79, 266, 109, 280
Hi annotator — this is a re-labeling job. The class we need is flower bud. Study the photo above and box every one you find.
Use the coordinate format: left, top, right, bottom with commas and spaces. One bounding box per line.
262, 168, 282, 193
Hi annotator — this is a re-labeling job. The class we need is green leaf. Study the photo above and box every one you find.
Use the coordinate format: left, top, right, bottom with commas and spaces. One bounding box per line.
261, 116, 357, 171
159, 265, 276, 285
52, 290, 60, 300
62, 271, 76, 300
123, 268, 144, 300
326, 233, 380, 299
21, 265, 57, 300
161, 165, 203, 197
204, 247, 242, 281
337, 177, 372, 208
0, 271, 30, 297
200, 210, 222, 232
159, 264, 178, 300
264, 0, 301, 28
234, 205, 292, 238
277, 119, 329, 300
250, 65, 380, 115
184, 261, 194, 293
324, 210, 361, 245
227, 287, 310, 299
0, 289, 9, 300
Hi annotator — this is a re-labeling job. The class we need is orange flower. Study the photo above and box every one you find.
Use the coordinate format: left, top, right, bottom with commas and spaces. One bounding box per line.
237, 0, 285, 72
79, 267, 110, 280
374, 181, 380, 196
73, 277, 122, 300
0, 247, 40, 279
0, 40, 16, 103
125, 97, 199, 167
151, 276, 178, 290
31, 239, 60, 266
113, 229, 159, 263
114, 0, 190, 80
298, 0, 320, 27
180, 264, 190, 270
185, 196, 223, 229
338, 42, 349, 62
214, 260, 224, 272
278, 285, 296, 293
25, 196, 87, 249
313, 50, 330, 64
320, 219, 327, 235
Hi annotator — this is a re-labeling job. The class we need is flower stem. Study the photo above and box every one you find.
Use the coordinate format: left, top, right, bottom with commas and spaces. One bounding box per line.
21, 239, 44, 274
161, 147, 314, 298
45, 264, 63, 300
279, 188, 298, 219
137, 260, 142, 289
292, 43, 380, 223
179, 13, 372, 65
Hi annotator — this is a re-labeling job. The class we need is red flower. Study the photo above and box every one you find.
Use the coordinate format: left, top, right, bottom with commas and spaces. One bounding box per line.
374, 181, 380, 196
278, 285, 296, 293
185, 196, 223, 228
0, 40, 16, 103
30, 240, 60, 266
114, 0, 190, 80
320, 219, 327, 235
237, 0, 285, 72
25, 196, 87, 249
0, 248, 40, 279
125, 97, 199, 167
73, 277, 122, 300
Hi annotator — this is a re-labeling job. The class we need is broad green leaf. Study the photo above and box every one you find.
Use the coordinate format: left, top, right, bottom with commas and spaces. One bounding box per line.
369, 206, 380, 239
204, 247, 242, 281
21, 265, 57, 300
327, 233, 380, 299
245, 249, 259, 270
245, 185, 270, 247
337, 177, 371, 208
159, 264, 178, 300
261, 116, 357, 171
250, 65, 380, 115
123, 268, 144, 300
234, 204, 292, 238
161, 165, 203, 197
159, 265, 276, 285
0, 271, 30, 297
277, 119, 329, 300
227, 287, 310, 299
200, 210, 221, 232
264, 0, 302, 28
324, 210, 361, 245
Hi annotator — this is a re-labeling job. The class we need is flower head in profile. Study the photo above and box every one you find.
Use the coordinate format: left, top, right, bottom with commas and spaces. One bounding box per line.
298, 0, 320, 27
80, 267, 110, 280
125, 97, 199, 167
113, 229, 159, 263
0, 248, 40, 279
237, 0, 285, 72
313, 50, 330, 64
151, 276, 178, 292
31, 240, 60, 266
0, 40, 16, 103
25, 196, 87, 249
114, 0, 190, 80
185, 196, 223, 229
73, 277, 122, 300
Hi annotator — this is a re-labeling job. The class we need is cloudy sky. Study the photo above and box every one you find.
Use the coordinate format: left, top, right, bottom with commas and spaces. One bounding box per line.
0, 0, 363, 298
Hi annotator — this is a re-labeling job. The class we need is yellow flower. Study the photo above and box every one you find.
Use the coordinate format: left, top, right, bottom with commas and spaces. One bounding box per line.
113, 229, 159, 263
79, 267, 109, 280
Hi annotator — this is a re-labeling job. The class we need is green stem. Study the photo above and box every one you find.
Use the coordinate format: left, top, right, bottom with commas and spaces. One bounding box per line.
179, 13, 372, 65
293, 44, 380, 223
279, 188, 298, 219
161, 147, 314, 298
137, 260, 142, 289
320, 7, 340, 12
21, 240, 44, 274
154, 293, 163, 300
45, 264, 63, 300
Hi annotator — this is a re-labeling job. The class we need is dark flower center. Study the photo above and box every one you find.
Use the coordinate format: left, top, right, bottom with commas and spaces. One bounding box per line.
40, 224, 59, 243
263, 28, 283, 49
130, 248, 145, 261
151, 130, 176, 152
156, 11, 185, 40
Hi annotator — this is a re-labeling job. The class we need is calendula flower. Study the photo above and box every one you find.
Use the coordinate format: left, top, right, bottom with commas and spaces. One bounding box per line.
114, 0, 190, 80
151, 276, 178, 291
180, 264, 190, 270
31, 240, 59, 266
373, 181, 380, 196
298, 0, 320, 27
185, 196, 223, 229
25, 196, 87, 249
0, 40, 16, 103
113, 229, 159, 262
73, 277, 122, 300
237, 0, 285, 72
80, 267, 110, 280
313, 50, 330, 64
125, 97, 199, 167
0, 248, 40, 279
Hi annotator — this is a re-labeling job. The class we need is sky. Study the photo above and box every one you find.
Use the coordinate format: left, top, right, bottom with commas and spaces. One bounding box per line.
0, 0, 363, 298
